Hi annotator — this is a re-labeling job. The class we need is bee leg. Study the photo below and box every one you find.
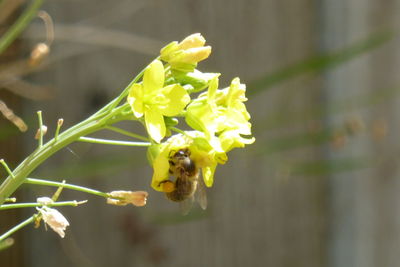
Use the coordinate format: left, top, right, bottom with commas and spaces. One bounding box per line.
159, 180, 175, 193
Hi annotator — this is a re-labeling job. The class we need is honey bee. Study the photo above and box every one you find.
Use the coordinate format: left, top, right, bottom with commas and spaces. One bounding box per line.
161, 148, 207, 215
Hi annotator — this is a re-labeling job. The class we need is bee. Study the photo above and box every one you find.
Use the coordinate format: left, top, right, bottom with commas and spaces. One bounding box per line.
161, 148, 207, 215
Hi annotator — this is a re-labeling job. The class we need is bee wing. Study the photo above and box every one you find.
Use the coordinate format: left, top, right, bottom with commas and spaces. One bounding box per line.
195, 174, 207, 210
179, 196, 194, 216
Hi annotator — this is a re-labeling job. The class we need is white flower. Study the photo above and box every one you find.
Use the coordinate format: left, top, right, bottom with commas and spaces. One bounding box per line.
37, 206, 70, 238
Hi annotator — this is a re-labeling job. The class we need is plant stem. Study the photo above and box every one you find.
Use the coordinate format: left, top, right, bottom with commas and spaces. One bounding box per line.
0, 159, 14, 178
37, 110, 43, 148
0, 216, 34, 241
170, 127, 186, 135
54, 118, 64, 142
106, 126, 149, 141
0, 200, 86, 210
0, 56, 147, 205
0, 104, 126, 205
77, 136, 151, 147
25, 177, 109, 198
0, 0, 44, 54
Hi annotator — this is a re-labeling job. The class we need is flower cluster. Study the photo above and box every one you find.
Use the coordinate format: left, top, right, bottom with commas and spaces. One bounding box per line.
127, 33, 254, 191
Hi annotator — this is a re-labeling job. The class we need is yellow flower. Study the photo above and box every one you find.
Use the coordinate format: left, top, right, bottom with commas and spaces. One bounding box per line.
107, 191, 148, 207
219, 129, 255, 152
127, 59, 190, 143
160, 33, 211, 72
186, 77, 255, 149
185, 75, 220, 136
148, 131, 227, 191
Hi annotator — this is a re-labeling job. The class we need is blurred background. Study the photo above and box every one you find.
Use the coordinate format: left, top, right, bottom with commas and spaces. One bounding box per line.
1, 0, 400, 266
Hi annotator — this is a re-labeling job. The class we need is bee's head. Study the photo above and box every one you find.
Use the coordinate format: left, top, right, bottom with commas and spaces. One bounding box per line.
170, 148, 191, 160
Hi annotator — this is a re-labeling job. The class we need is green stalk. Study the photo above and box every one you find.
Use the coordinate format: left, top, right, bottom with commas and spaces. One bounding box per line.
0, 104, 126, 205
106, 126, 149, 141
0, 55, 147, 205
25, 177, 109, 198
101, 67, 146, 113
170, 127, 186, 135
36, 110, 43, 148
78, 137, 150, 147
0, 159, 14, 178
0, 200, 86, 210
0, 0, 44, 54
0, 216, 35, 241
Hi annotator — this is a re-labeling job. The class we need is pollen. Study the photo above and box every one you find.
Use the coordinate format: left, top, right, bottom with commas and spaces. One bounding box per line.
161, 181, 175, 193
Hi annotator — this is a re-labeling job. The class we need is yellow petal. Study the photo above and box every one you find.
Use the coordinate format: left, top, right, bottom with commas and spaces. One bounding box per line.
169, 47, 211, 65
143, 60, 165, 94
178, 33, 206, 49
202, 164, 217, 187
127, 83, 144, 117
151, 154, 170, 191
159, 84, 190, 116
145, 107, 166, 143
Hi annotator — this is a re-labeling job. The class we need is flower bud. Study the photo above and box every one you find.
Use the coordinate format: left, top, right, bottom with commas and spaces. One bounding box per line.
160, 33, 211, 72
29, 43, 50, 66
35, 125, 48, 139
177, 33, 206, 50
170, 47, 211, 65
57, 118, 64, 127
107, 191, 148, 207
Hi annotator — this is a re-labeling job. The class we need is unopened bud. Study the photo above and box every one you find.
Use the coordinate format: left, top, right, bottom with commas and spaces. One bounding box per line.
107, 190, 148, 207
35, 125, 48, 139
29, 43, 50, 66
169, 46, 211, 65
57, 118, 64, 127
178, 33, 206, 50
160, 33, 211, 72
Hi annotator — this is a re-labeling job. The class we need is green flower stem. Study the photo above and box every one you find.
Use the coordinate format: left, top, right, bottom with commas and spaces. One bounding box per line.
0, 200, 86, 210
170, 127, 186, 135
0, 159, 14, 178
106, 126, 149, 141
54, 118, 64, 142
105, 66, 148, 112
25, 177, 109, 198
0, 0, 44, 54
0, 216, 35, 242
37, 110, 44, 148
78, 136, 151, 147
0, 56, 148, 205
0, 103, 127, 205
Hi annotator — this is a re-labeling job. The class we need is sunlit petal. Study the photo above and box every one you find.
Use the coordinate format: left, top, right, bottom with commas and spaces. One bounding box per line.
145, 107, 166, 143
159, 84, 190, 116
143, 60, 165, 94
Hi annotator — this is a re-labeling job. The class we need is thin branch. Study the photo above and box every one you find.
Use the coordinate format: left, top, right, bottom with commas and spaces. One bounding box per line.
0, 200, 87, 210
25, 178, 109, 198
77, 136, 150, 147
105, 126, 149, 141
0, 216, 34, 242
0, 0, 44, 54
